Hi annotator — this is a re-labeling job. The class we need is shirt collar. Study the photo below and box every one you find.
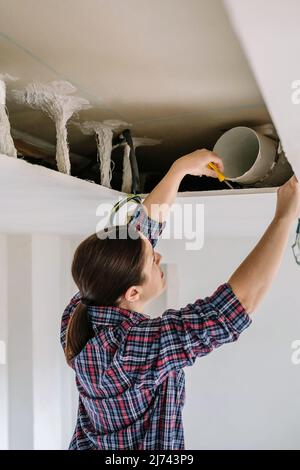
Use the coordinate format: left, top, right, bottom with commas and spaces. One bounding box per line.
88, 305, 150, 326
88, 305, 150, 324
70, 295, 150, 327
87, 304, 150, 327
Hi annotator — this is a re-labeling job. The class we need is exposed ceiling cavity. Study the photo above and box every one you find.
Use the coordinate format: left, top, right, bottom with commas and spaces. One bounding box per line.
0, 0, 272, 191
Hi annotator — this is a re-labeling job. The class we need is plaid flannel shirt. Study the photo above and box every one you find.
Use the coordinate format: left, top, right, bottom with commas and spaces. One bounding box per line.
60, 202, 252, 450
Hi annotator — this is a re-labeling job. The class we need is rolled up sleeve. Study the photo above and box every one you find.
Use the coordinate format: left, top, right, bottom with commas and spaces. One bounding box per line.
121, 283, 252, 387
127, 203, 166, 249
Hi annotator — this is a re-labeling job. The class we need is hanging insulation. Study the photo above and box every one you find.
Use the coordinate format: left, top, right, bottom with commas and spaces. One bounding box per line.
11, 80, 91, 174
121, 136, 161, 193
76, 119, 130, 188
0, 73, 18, 158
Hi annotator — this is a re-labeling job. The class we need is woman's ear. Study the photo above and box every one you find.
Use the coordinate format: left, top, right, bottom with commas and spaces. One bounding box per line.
124, 285, 142, 303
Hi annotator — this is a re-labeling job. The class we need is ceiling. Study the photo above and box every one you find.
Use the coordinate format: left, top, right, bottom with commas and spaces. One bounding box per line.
0, 0, 271, 176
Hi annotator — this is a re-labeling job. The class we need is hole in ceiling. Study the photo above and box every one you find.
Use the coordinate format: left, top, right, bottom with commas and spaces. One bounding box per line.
0, 0, 294, 193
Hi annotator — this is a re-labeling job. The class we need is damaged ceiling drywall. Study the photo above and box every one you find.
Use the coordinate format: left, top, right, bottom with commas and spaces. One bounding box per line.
0, 153, 278, 236
0, 0, 271, 182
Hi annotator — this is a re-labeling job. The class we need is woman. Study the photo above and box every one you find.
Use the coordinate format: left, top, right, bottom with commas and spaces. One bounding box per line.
60, 149, 300, 450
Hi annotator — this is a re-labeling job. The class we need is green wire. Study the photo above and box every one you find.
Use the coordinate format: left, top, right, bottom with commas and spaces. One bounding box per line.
109, 193, 143, 225
111, 193, 142, 213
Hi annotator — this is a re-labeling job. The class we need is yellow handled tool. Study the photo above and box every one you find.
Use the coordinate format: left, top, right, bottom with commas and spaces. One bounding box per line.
207, 162, 233, 189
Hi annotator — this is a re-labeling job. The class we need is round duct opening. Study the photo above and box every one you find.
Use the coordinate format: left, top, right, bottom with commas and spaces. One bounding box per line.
213, 126, 277, 184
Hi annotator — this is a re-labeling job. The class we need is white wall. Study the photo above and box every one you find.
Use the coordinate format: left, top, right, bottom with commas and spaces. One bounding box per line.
0, 235, 8, 449
0, 222, 299, 450
7, 235, 33, 450
0, 233, 79, 450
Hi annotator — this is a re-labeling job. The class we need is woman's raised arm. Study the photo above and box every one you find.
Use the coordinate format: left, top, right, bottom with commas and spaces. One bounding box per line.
142, 149, 223, 223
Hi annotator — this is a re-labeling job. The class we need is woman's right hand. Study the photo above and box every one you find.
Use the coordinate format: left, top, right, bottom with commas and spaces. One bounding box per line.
274, 175, 300, 223
174, 149, 224, 178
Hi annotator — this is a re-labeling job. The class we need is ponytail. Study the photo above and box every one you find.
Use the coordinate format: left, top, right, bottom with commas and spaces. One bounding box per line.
66, 225, 146, 365
65, 301, 95, 365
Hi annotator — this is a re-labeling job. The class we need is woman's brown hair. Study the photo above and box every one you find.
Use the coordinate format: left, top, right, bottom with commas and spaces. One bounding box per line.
65, 224, 146, 365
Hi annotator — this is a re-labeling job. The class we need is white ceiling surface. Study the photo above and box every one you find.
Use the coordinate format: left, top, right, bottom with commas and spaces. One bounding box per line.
224, 0, 300, 181
0, 155, 278, 236
0, 0, 270, 166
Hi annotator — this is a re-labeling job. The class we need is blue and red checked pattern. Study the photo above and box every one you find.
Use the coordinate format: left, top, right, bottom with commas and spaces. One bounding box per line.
60, 203, 252, 450
127, 202, 167, 249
